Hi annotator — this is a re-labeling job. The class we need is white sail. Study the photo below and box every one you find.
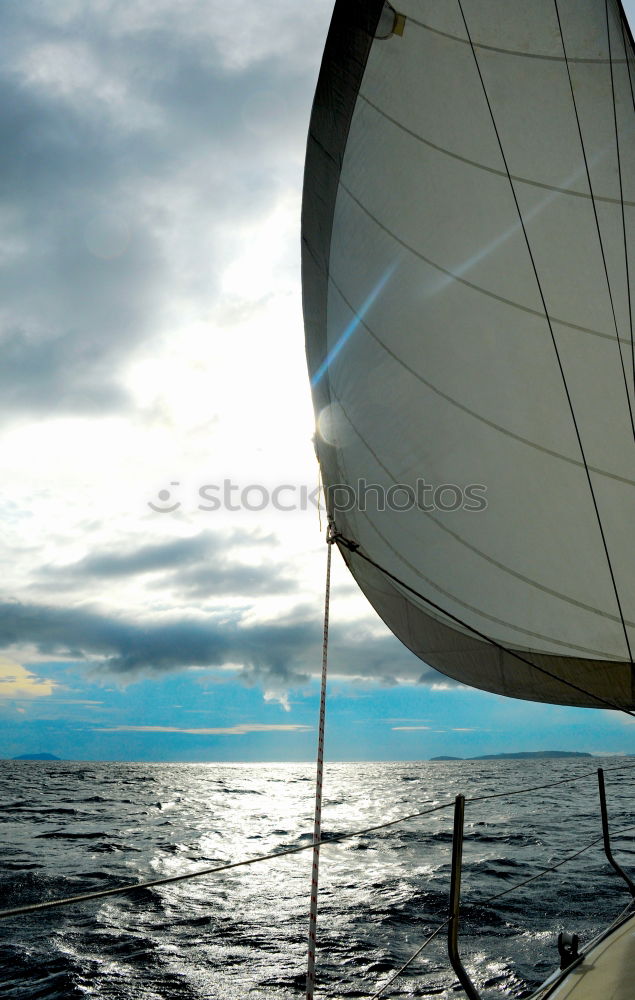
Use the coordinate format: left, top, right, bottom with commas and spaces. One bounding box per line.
302, 0, 635, 708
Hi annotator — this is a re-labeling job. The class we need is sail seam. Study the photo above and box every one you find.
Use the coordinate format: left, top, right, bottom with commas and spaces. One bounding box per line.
457, 0, 634, 666
358, 92, 635, 209
618, 13, 635, 404
301, 0, 385, 417
621, 13, 635, 114
329, 383, 635, 632
335, 532, 635, 715
554, 0, 635, 441
341, 496, 630, 657
339, 181, 627, 346
407, 13, 630, 65
610, 0, 635, 416
329, 274, 635, 487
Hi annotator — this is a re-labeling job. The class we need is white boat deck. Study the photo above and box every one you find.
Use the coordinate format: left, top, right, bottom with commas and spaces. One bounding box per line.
538, 913, 635, 999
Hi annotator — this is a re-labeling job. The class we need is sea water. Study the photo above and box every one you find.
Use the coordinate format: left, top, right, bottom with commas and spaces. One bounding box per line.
1, 758, 634, 999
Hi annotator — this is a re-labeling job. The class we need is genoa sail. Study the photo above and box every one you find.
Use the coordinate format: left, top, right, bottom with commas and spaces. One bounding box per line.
302, 0, 635, 709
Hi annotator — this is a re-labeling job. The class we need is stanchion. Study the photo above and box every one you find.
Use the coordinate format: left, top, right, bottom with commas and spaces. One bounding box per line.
598, 768, 635, 896
448, 794, 481, 1000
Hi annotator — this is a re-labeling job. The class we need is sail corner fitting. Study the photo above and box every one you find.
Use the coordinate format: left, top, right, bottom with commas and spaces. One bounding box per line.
374, 3, 406, 40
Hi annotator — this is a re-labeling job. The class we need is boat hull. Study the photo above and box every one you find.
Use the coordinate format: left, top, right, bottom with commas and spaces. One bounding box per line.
529, 904, 635, 999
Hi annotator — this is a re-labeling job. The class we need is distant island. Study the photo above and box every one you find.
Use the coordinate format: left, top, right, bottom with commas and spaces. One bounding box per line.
430, 751, 593, 761
12, 753, 61, 761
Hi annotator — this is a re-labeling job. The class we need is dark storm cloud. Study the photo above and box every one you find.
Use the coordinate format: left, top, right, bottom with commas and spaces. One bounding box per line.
37, 530, 293, 596
56, 530, 271, 577
0, 72, 166, 414
0, 0, 325, 416
0, 598, 444, 688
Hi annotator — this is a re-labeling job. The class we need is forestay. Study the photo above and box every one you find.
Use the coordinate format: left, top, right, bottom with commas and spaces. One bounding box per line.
302, 0, 635, 708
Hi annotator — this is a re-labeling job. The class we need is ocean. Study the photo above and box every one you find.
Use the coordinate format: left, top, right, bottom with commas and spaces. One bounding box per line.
1, 758, 634, 999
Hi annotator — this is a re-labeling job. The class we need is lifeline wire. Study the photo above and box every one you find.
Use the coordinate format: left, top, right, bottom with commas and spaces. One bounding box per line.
306, 526, 334, 1000
0, 801, 456, 920
364, 920, 450, 1000
3, 761, 635, 920
360, 818, 635, 1000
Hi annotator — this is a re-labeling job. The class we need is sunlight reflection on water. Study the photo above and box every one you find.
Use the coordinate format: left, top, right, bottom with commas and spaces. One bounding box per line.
1, 759, 634, 999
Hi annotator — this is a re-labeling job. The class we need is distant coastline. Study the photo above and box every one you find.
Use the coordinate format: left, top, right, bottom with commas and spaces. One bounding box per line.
12, 753, 61, 761
0, 750, 620, 763
430, 750, 593, 761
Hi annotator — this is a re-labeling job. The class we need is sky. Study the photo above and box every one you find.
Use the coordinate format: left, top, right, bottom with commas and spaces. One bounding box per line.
2, 0, 635, 762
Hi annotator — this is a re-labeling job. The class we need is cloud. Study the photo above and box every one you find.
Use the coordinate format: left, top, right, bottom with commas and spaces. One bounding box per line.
36, 529, 295, 598
391, 726, 431, 731
0, 597, 448, 691
60, 535, 222, 578
0, 656, 55, 698
92, 723, 311, 735
175, 565, 294, 598
80, 531, 274, 576
0, 0, 328, 419
0, 66, 167, 416
384, 718, 431, 723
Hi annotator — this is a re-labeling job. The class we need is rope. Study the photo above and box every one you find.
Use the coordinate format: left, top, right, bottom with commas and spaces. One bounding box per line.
306, 524, 334, 1000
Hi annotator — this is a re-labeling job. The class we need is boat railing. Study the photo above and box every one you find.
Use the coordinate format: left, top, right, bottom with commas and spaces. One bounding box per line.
446, 767, 635, 1000
361, 765, 635, 1000
2, 762, 635, 999
597, 767, 635, 896
449, 793, 481, 1000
